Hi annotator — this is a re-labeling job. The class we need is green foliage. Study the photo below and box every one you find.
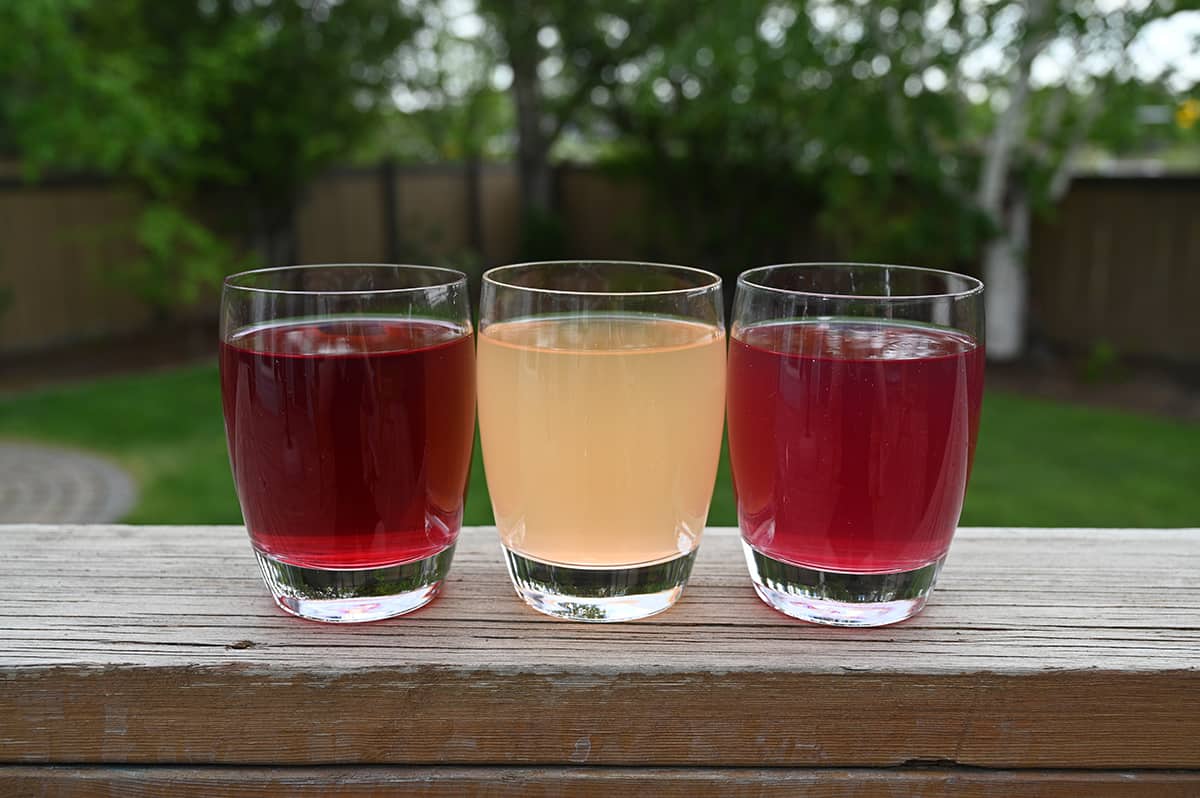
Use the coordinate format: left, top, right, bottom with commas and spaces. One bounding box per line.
360, 2, 514, 164
122, 203, 252, 313
0, 0, 419, 311
478, 0, 684, 132
518, 208, 568, 260
1080, 340, 1125, 384
362, 94, 514, 164
1, 0, 418, 193
1088, 81, 1200, 154
476, 0, 1194, 268
0, 0, 158, 174
478, 0, 998, 266
818, 171, 988, 269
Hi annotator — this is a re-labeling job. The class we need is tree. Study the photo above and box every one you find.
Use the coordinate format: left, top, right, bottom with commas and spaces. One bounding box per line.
819, 1, 1193, 359
368, 1, 514, 263
464, 0, 989, 268
559, 0, 1197, 359
378, 2, 513, 165
958, 0, 1199, 359
581, 1, 850, 268
476, 0, 697, 252
0, 0, 418, 312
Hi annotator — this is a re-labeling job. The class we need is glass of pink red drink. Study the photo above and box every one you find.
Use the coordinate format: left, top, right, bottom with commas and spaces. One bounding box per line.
727, 263, 984, 626
219, 265, 475, 622
477, 261, 726, 622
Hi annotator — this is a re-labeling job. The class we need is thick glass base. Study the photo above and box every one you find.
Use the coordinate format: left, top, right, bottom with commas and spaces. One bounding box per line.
502, 546, 697, 623
743, 542, 945, 627
254, 545, 455, 623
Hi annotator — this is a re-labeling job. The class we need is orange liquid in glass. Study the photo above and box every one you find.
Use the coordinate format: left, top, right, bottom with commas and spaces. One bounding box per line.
478, 315, 726, 567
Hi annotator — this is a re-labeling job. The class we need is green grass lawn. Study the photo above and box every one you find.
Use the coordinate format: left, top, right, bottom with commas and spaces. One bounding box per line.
1, 361, 1197, 527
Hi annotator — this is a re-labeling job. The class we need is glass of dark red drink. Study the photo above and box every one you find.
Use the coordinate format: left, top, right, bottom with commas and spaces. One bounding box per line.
727, 263, 984, 626
219, 265, 475, 622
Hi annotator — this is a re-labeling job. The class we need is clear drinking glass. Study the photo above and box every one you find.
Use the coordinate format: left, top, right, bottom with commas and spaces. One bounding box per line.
219, 265, 476, 622
477, 261, 726, 622
727, 263, 984, 626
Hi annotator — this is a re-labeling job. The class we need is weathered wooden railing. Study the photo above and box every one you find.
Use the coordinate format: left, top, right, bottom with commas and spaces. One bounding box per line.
2, 525, 1197, 796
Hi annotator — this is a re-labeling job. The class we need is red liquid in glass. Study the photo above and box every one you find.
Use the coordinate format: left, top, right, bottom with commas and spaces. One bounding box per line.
728, 321, 983, 573
220, 319, 475, 569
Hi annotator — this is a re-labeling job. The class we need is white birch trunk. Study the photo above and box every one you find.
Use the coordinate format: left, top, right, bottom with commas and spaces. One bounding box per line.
983, 240, 1026, 359
984, 190, 1030, 360
974, 0, 1048, 361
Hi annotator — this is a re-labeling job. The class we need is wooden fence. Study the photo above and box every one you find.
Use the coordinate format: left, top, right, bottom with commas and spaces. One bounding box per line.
292, 164, 521, 268
0, 179, 151, 355
1028, 175, 1200, 362
1, 166, 1197, 361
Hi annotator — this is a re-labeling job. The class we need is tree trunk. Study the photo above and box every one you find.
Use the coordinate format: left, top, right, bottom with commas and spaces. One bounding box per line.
509, 26, 553, 221
254, 203, 297, 268
465, 155, 484, 261
983, 190, 1030, 361
974, 0, 1049, 363
380, 159, 401, 264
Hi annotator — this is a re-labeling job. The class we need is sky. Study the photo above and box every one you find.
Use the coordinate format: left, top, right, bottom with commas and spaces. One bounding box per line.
1125, 11, 1200, 89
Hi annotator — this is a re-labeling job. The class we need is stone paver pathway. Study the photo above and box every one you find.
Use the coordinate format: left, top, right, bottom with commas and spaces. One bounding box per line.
0, 443, 137, 523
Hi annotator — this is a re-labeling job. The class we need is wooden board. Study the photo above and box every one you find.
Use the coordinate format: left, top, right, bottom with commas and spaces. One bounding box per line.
3, 766, 1199, 797
1, 526, 1197, 778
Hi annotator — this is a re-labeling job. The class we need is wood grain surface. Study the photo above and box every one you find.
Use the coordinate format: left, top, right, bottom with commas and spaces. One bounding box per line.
3, 766, 1199, 798
1, 526, 1197, 779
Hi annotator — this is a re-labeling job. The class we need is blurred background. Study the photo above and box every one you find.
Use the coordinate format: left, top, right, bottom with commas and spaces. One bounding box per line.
0, 0, 1196, 529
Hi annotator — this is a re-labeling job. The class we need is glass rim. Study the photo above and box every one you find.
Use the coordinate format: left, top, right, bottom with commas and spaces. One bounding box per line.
482, 260, 722, 297
223, 263, 468, 296
738, 262, 984, 301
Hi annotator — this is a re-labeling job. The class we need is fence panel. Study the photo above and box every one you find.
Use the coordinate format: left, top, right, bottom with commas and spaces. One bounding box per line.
0, 183, 149, 355
1, 168, 1197, 362
295, 170, 389, 265
1028, 177, 1200, 362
